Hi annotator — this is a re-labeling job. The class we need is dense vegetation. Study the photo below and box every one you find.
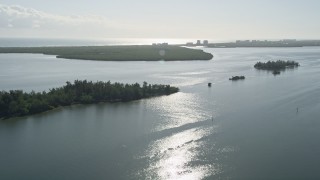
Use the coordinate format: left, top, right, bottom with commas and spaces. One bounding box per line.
0, 80, 179, 119
0, 45, 213, 61
254, 60, 300, 70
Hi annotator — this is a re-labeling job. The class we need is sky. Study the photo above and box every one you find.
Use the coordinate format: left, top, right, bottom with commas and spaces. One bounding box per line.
1, 0, 320, 40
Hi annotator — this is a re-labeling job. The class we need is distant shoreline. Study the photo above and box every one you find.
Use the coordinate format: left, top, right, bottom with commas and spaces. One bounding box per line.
0, 45, 213, 61
183, 39, 320, 48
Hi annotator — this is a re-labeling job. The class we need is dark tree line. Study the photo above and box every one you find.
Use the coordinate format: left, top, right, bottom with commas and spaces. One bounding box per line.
0, 80, 179, 119
254, 60, 300, 70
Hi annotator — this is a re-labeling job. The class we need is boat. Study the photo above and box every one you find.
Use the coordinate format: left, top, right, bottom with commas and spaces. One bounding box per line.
229, 76, 245, 81
272, 70, 281, 75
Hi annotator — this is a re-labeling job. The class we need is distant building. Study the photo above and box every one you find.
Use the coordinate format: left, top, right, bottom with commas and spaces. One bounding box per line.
186, 42, 194, 46
203, 40, 209, 46
196, 40, 201, 46
153, 42, 169, 46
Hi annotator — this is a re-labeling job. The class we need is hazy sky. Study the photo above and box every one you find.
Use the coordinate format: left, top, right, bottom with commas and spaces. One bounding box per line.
1, 0, 320, 40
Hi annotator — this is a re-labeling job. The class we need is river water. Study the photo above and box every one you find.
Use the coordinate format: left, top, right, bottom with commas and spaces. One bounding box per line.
1, 47, 320, 179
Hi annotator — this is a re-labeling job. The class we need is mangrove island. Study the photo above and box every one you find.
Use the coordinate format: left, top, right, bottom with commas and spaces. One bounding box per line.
0, 45, 213, 61
254, 60, 300, 70
0, 80, 179, 119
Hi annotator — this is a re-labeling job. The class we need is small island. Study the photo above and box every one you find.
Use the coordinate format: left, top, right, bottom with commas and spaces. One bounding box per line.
254, 60, 300, 70
0, 80, 179, 119
229, 76, 245, 81
0, 45, 213, 61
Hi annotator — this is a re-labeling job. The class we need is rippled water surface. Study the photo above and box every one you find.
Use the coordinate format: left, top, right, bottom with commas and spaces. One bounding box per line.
1, 47, 320, 179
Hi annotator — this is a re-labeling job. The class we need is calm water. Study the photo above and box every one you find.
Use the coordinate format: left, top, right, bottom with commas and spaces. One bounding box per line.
1, 47, 320, 179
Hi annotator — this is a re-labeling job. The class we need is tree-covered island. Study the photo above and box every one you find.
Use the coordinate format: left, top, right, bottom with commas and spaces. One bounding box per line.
254, 60, 300, 70
0, 45, 213, 61
0, 80, 179, 119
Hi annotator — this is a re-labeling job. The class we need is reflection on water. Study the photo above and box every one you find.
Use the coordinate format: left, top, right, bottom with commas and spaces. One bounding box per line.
147, 92, 209, 132
134, 90, 222, 179
177, 71, 211, 76
136, 127, 220, 179
151, 73, 209, 87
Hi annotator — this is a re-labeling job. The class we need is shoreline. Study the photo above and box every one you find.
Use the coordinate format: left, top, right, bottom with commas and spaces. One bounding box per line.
0, 93, 178, 121
0, 45, 213, 61
0, 80, 179, 120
